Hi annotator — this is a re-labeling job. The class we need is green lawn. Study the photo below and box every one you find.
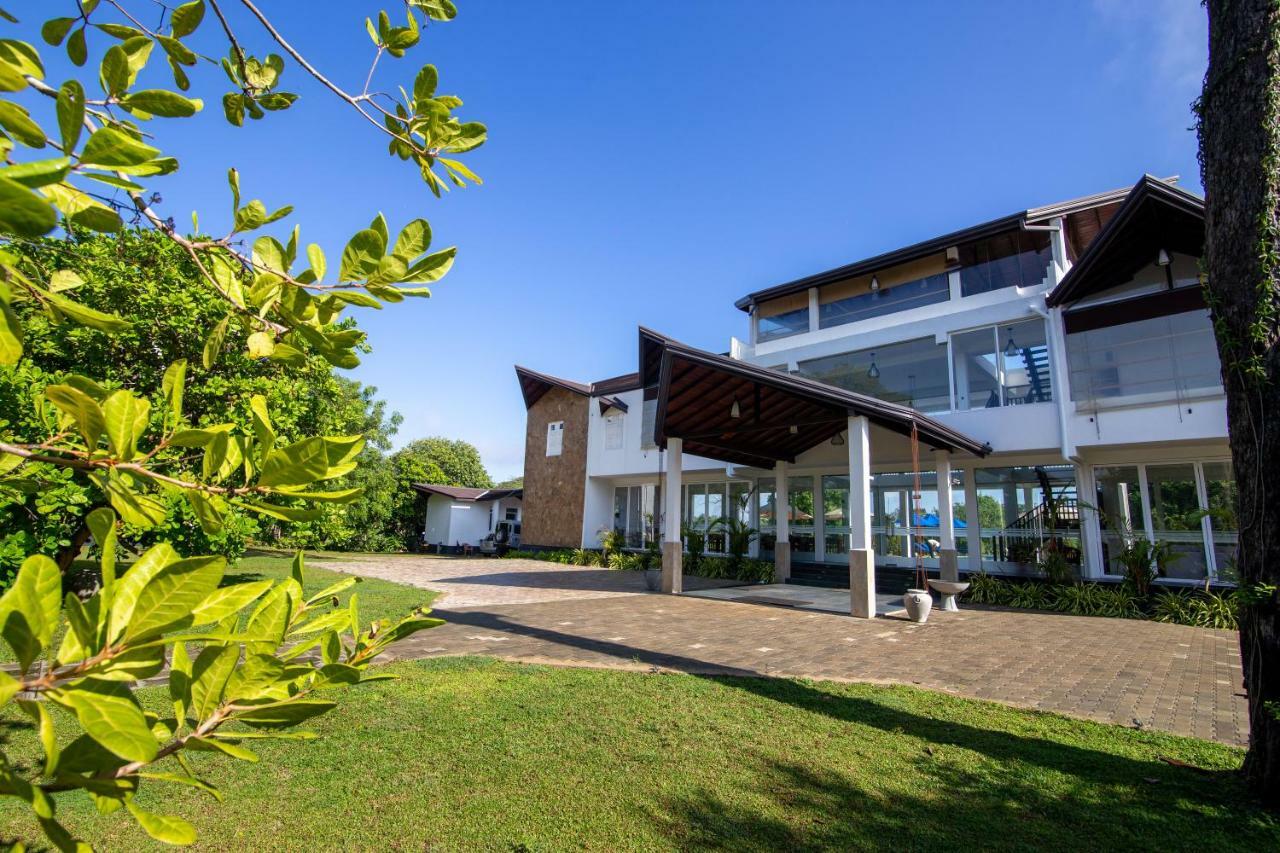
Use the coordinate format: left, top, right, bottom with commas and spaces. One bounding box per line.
1, 657, 1275, 851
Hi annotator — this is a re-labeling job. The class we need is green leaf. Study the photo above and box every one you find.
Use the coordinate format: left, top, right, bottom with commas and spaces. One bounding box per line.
249, 394, 275, 460
66, 26, 87, 67
258, 435, 365, 488
125, 800, 197, 846
0, 554, 61, 670
225, 653, 293, 702
339, 228, 385, 281
16, 697, 57, 775
45, 382, 106, 447
124, 555, 225, 642
306, 242, 326, 280
232, 698, 337, 729
121, 89, 203, 118
107, 542, 178, 641
187, 735, 257, 762
79, 126, 161, 168
0, 38, 44, 78
247, 330, 274, 358
169, 0, 206, 38
238, 499, 322, 522
185, 489, 226, 535
0, 299, 21, 364
101, 389, 150, 461
42, 17, 77, 46
86, 507, 118, 596
169, 639, 191, 721
245, 579, 298, 644
48, 268, 84, 291
413, 64, 438, 101
0, 100, 46, 148
438, 156, 482, 185
162, 359, 186, 426
99, 44, 130, 96
369, 212, 389, 247
84, 643, 165, 681
189, 644, 238, 722
46, 291, 130, 329
392, 218, 432, 259
49, 679, 158, 763
191, 579, 272, 625
0, 173, 56, 236
53, 79, 85, 153
202, 315, 230, 369
403, 246, 456, 282
137, 771, 222, 801
102, 471, 167, 528
0, 668, 18, 707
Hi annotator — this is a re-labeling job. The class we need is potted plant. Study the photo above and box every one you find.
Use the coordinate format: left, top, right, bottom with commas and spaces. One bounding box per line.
643, 541, 662, 591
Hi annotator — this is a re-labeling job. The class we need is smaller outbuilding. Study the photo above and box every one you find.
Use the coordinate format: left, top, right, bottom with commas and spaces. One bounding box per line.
412, 484, 523, 553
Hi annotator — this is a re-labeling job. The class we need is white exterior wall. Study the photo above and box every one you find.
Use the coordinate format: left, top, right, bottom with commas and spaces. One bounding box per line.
423, 497, 453, 547
447, 502, 492, 547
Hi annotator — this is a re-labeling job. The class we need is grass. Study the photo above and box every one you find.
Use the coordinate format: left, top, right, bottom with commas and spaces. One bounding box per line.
0, 552, 436, 664
0, 657, 1275, 851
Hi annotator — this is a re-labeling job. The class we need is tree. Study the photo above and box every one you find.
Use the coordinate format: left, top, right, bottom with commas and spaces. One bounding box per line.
0, 231, 398, 571
495, 475, 523, 489
0, 0, 487, 846
1198, 0, 1280, 805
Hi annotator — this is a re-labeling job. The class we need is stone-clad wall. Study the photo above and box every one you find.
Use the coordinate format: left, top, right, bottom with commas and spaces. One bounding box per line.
521, 387, 588, 548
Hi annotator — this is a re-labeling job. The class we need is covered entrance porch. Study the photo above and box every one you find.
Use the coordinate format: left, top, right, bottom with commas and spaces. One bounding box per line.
641, 328, 991, 617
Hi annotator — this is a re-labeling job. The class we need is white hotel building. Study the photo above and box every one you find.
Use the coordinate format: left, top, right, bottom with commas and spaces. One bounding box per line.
514, 176, 1235, 608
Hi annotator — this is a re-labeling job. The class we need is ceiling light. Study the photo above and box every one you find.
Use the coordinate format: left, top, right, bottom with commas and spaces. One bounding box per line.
789, 425, 798, 435
831, 431, 845, 447
730, 399, 740, 419
869, 275, 880, 293
1003, 328, 1018, 358
1156, 248, 1171, 267
867, 353, 880, 379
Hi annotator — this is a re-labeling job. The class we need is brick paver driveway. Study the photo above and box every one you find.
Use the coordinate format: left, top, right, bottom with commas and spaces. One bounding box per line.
334, 556, 1248, 745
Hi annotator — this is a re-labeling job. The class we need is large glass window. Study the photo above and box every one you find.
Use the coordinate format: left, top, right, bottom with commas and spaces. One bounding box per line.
1093, 465, 1145, 576
612, 485, 660, 549
1066, 311, 1223, 404
821, 475, 850, 563
706, 485, 726, 553
1146, 464, 1208, 580
757, 478, 776, 559
953, 320, 1052, 410
958, 229, 1052, 297
819, 272, 949, 329
787, 476, 816, 559
756, 293, 810, 342
1092, 460, 1236, 582
870, 469, 966, 566
798, 337, 950, 413
1202, 462, 1239, 582
975, 466, 1080, 570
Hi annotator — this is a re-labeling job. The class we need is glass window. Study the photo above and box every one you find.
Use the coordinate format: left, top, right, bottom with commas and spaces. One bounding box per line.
787, 476, 816, 559
953, 320, 1051, 410
798, 337, 950, 413
546, 421, 563, 456
626, 485, 643, 548
1202, 462, 1238, 581
642, 484, 661, 546
1066, 311, 1222, 404
757, 307, 809, 341
819, 273, 949, 329
977, 466, 1080, 570
612, 487, 628, 535
757, 478, 776, 559
822, 475, 850, 562
872, 473, 910, 562
686, 484, 707, 535
706, 484, 726, 553
728, 481, 752, 527
1094, 465, 1145, 576
958, 229, 1052, 297
1145, 464, 1208, 580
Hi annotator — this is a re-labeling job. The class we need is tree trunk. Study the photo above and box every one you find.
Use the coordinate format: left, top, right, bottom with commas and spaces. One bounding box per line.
1200, 0, 1280, 807
55, 516, 95, 575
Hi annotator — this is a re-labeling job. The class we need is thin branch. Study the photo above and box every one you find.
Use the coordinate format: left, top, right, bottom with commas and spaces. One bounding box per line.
207, 0, 252, 90
0, 441, 260, 498
104, 0, 161, 37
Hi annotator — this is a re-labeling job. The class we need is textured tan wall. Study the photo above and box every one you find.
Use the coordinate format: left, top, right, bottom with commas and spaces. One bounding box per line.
521, 387, 589, 548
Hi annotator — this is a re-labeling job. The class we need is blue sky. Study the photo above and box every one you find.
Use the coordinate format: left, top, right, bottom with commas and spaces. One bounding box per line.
25, 1, 1208, 480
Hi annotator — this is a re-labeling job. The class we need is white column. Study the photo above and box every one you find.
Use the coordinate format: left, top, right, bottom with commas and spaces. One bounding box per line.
774, 460, 790, 583
848, 415, 875, 618
964, 466, 982, 572
807, 287, 819, 333
662, 438, 683, 594
934, 450, 959, 581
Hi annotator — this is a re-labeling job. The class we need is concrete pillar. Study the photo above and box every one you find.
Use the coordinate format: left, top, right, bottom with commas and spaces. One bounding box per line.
774, 460, 790, 583
935, 450, 959, 582
964, 466, 982, 572
848, 415, 875, 618
662, 438, 683, 594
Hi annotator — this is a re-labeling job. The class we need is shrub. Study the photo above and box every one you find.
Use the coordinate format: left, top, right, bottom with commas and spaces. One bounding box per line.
1038, 543, 1076, 586
598, 528, 626, 563
963, 571, 1011, 605
681, 523, 706, 576
1007, 581, 1052, 610
570, 548, 602, 567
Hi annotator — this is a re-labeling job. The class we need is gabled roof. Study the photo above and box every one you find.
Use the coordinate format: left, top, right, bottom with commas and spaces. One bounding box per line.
411, 483, 523, 502
640, 328, 990, 465
514, 367, 642, 409
1046, 176, 1204, 307
733, 178, 1177, 313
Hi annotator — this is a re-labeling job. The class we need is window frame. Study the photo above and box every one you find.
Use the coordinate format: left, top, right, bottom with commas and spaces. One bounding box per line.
545, 420, 564, 457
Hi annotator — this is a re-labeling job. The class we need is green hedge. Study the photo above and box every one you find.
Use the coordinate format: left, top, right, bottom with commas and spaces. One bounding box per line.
502, 548, 774, 584
964, 573, 1240, 630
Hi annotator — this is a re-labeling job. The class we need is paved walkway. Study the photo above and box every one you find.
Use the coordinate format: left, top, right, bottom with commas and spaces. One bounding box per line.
332, 556, 1248, 745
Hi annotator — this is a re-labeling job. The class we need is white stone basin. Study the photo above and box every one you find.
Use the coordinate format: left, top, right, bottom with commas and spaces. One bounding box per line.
927, 579, 970, 612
